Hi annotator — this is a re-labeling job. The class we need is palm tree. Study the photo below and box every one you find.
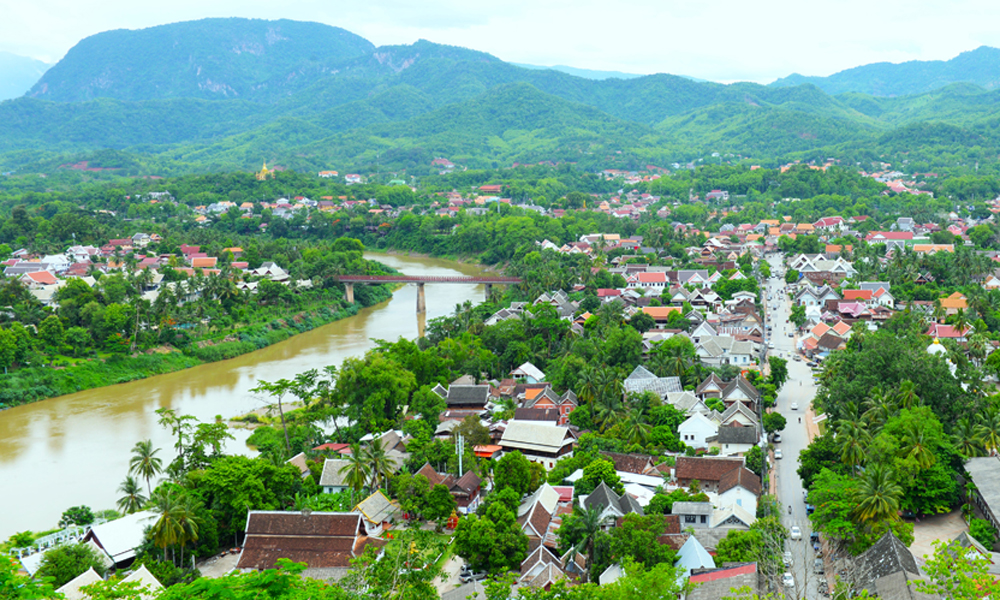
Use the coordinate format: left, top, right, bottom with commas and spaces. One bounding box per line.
952, 308, 970, 339
128, 439, 163, 495
150, 488, 183, 563
901, 423, 936, 470
339, 445, 370, 504
953, 417, 987, 458
967, 333, 988, 367
116, 476, 147, 514
364, 436, 396, 492
977, 406, 1000, 455
852, 464, 903, 525
623, 408, 652, 447
894, 380, 920, 410
593, 393, 625, 432
561, 504, 605, 582
836, 420, 870, 473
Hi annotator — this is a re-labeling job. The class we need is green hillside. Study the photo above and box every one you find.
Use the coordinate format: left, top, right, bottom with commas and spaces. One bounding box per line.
771, 46, 1000, 97
28, 18, 374, 103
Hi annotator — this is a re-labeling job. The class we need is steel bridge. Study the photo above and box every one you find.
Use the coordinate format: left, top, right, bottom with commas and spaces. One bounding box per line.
336, 275, 522, 313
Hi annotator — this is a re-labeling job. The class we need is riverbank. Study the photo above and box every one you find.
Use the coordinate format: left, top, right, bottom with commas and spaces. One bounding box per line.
0, 286, 392, 409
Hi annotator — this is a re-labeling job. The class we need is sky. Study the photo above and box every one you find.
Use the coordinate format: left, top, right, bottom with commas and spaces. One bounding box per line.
4, 0, 1000, 83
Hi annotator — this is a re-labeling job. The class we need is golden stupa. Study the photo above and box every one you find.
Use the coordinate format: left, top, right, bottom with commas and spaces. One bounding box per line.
255, 160, 274, 181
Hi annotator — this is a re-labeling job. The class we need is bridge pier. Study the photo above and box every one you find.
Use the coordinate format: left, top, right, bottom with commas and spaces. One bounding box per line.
344, 282, 355, 304
416, 283, 426, 314
485, 283, 493, 301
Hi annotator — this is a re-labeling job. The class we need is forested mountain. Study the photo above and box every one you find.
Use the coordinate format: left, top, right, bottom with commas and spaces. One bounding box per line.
27, 18, 374, 102
0, 52, 49, 101
3, 18, 1000, 175
771, 46, 1000, 96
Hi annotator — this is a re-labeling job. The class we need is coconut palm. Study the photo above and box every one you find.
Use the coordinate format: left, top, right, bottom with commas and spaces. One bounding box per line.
128, 439, 163, 495
967, 333, 989, 367
149, 488, 184, 563
623, 408, 652, 447
560, 504, 605, 582
852, 464, 903, 525
953, 416, 987, 458
977, 406, 1000, 455
894, 380, 921, 410
901, 423, 936, 470
836, 420, 870, 473
339, 445, 370, 504
364, 436, 396, 492
116, 476, 147, 514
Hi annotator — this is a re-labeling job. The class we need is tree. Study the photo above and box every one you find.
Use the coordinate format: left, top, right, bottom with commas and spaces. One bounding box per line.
744, 445, 764, 476
128, 439, 163, 495
494, 451, 533, 496
454, 500, 528, 574
38, 315, 65, 349
58, 505, 95, 528
35, 543, 108, 587
339, 445, 371, 504
852, 464, 903, 525
149, 487, 204, 566
916, 539, 1000, 599
117, 476, 148, 514
575, 459, 624, 496
789, 304, 806, 328
629, 311, 655, 333
557, 504, 605, 581
333, 354, 417, 432
423, 484, 457, 522
363, 436, 396, 492
249, 379, 295, 456
763, 412, 787, 434
0, 554, 59, 599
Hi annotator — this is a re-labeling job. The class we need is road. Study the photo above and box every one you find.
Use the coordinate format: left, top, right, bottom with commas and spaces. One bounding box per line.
763, 254, 824, 599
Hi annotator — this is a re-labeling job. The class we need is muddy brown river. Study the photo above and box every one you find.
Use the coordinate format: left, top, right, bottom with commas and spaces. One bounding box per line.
0, 253, 487, 539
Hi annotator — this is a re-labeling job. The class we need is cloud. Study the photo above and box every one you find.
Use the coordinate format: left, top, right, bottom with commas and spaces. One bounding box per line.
1, 0, 998, 82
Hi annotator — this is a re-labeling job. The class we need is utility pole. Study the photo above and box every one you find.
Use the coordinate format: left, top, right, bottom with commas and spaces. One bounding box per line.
456, 434, 464, 476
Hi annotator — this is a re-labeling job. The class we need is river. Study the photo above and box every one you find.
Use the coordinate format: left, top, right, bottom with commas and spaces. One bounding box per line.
0, 253, 488, 540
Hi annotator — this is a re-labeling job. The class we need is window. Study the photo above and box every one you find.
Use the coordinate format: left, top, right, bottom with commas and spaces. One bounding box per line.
685, 516, 696, 523
700, 515, 707, 524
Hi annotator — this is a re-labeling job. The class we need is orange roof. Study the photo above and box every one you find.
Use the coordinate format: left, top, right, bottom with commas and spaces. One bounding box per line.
913, 244, 955, 254
940, 293, 968, 309
832, 321, 852, 336
796, 223, 815, 231
191, 257, 218, 268
525, 388, 544, 401
811, 322, 831, 337
843, 290, 872, 301
642, 306, 682, 319
473, 445, 503, 458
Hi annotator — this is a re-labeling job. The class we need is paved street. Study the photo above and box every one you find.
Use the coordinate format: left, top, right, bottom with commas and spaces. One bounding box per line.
763, 254, 824, 599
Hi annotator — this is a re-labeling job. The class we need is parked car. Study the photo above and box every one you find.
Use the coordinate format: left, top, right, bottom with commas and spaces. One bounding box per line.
806, 504, 815, 515
783, 551, 793, 566
806, 361, 817, 367
774, 449, 783, 459
790, 526, 802, 540
793, 355, 802, 361
772, 433, 782, 443
814, 558, 825, 574
788, 332, 794, 337
782, 572, 795, 588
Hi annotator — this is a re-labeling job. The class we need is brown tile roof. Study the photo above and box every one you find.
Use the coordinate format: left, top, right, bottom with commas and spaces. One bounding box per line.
236, 511, 380, 570
416, 463, 447, 487
450, 471, 482, 496
675, 456, 744, 483
718, 467, 762, 496
599, 451, 656, 475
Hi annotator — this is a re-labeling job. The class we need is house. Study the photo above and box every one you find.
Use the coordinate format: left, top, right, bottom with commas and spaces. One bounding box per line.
622, 365, 682, 399
354, 491, 400, 536
285, 452, 311, 479
499, 421, 575, 469
675, 536, 716, 581
671, 501, 713, 528
674, 456, 746, 493
236, 511, 382, 580
82, 510, 158, 566
695, 336, 755, 367
581, 481, 644, 523
449, 470, 482, 511
852, 531, 937, 600
717, 467, 761, 515
57, 565, 163, 600
716, 425, 759, 456
678, 412, 718, 449
432, 384, 491, 411
688, 563, 759, 600
964, 456, 1000, 532
320, 459, 353, 494
510, 361, 546, 383
599, 451, 658, 476
523, 387, 578, 425
939, 292, 968, 315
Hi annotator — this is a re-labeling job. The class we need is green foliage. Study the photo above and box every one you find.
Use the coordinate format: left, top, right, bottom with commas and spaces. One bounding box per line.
575, 459, 624, 496
454, 498, 528, 574
970, 518, 997, 549
494, 451, 535, 497
35, 543, 108, 587
58, 505, 95, 528
762, 412, 787, 434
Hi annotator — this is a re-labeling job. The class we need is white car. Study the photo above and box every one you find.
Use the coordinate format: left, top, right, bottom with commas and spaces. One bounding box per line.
782, 572, 795, 588
774, 449, 783, 459
790, 402, 799, 410
790, 526, 802, 540
783, 551, 793, 566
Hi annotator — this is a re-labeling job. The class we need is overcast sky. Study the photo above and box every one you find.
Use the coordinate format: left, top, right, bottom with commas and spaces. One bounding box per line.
4, 0, 1000, 83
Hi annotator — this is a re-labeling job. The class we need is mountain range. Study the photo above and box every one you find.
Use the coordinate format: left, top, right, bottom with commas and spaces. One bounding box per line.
2, 18, 1000, 175
0, 52, 49, 102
